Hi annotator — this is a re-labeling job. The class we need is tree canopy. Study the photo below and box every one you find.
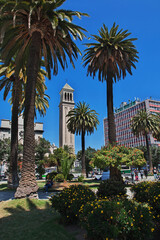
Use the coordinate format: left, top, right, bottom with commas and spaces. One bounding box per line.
91, 145, 146, 170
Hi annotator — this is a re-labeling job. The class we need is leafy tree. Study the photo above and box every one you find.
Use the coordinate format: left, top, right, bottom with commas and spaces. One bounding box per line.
0, 138, 23, 176
35, 138, 51, 179
35, 138, 51, 162
48, 147, 67, 172
92, 145, 146, 171
77, 147, 96, 177
0, 138, 11, 175
67, 102, 99, 177
0, 0, 87, 198
83, 23, 138, 179
46, 147, 75, 179
64, 145, 74, 155
131, 110, 159, 173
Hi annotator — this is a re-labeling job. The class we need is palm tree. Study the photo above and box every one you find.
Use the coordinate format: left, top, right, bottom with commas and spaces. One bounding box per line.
0, 0, 87, 198
0, 61, 21, 188
66, 102, 99, 177
83, 23, 138, 179
153, 113, 160, 141
0, 62, 50, 188
131, 110, 159, 173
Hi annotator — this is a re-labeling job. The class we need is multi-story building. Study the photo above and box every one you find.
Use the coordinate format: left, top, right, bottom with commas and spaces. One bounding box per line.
104, 98, 160, 148
0, 115, 44, 143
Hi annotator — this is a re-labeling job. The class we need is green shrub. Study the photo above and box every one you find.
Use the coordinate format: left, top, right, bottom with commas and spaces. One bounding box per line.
80, 199, 154, 240
78, 175, 84, 182
46, 171, 57, 180
51, 185, 96, 223
54, 173, 64, 182
67, 173, 74, 181
131, 181, 160, 221
97, 179, 126, 199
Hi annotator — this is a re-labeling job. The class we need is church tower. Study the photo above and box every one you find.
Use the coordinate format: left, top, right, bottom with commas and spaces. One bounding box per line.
59, 83, 75, 152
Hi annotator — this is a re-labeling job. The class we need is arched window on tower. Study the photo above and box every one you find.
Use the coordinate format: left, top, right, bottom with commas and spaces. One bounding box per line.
65, 92, 66, 100
68, 93, 69, 101
70, 93, 72, 101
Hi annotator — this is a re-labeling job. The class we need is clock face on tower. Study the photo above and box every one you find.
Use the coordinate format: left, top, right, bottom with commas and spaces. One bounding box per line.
19, 131, 24, 137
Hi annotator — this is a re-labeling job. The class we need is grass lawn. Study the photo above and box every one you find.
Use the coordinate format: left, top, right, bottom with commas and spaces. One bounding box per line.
0, 183, 8, 191
0, 199, 78, 240
0, 180, 46, 191
0, 179, 100, 192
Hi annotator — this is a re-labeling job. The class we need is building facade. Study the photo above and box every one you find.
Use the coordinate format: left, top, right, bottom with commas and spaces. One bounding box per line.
104, 98, 160, 148
0, 115, 43, 143
59, 83, 75, 152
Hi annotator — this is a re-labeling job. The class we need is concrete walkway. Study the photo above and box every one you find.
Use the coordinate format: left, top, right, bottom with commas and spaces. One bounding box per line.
0, 190, 55, 202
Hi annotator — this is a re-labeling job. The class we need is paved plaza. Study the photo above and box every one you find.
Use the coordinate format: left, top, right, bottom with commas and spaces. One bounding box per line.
0, 176, 155, 202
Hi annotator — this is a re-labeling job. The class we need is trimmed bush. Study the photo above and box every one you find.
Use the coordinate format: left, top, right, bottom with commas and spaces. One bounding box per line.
131, 181, 160, 221
54, 173, 64, 182
51, 185, 96, 223
97, 179, 126, 199
78, 175, 84, 182
80, 199, 154, 240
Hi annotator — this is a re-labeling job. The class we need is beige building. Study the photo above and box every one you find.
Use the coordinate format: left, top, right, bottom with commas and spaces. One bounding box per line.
59, 83, 75, 152
0, 115, 43, 143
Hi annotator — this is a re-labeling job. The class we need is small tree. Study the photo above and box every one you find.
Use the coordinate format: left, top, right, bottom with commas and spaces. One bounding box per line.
35, 138, 51, 179
92, 145, 146, 171
48, 148, 67, 172
61, 153, 75, 181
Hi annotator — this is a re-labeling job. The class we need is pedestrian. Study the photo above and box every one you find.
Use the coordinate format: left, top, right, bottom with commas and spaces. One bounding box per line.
44, 179, 53, 192
144, 168, 148, 179
135, 169, 139, 181
153, 167, 157, 180
140, 169, 144, 180
131, 169, 134, 183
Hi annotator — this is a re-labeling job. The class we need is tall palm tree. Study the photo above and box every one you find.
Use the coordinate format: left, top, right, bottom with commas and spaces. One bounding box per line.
153, 113, 160, 141
131, 110, 159, 173
83, 23, 138, 179
0, 61, 21, 188
0, 62, 50, 188
66, 102, 99, 177
0, 0, 87, 198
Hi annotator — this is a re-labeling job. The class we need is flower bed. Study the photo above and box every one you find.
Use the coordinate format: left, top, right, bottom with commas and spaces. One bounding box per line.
80, 199, 154, 240
51, 184, 96, 223
131, 181, 160, 221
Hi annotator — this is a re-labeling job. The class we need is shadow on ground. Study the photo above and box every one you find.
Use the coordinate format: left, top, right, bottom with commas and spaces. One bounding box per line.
0, 198, 84, 240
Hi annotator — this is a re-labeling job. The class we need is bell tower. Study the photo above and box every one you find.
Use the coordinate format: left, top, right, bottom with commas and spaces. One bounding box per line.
59, 83, 75, 152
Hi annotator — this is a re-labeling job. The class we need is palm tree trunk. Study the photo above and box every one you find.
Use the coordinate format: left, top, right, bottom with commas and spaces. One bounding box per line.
107, 75, 121, 180
107, 75, 116, 144
145, 134, 153, 174
81, 130, 86, 177
15, 32, 41, 198
8, 78, 20, 188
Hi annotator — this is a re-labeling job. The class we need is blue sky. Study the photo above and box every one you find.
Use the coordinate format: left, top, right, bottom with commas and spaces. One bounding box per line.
0, 0, 160, 153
